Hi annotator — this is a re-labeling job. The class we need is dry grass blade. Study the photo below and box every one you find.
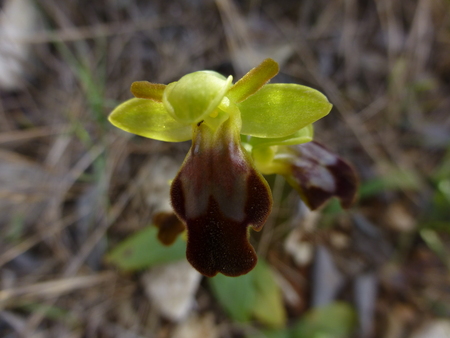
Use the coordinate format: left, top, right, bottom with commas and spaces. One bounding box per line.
0, 211, 88, 269
0, 272, 116, 306
1, 17, 193, 44
0, 126, 66, 144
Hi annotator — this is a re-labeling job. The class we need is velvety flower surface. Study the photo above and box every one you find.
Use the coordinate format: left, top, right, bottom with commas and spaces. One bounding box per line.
252, 141, 358, 210
109, 59, 357, 277
170, 114, 272, 276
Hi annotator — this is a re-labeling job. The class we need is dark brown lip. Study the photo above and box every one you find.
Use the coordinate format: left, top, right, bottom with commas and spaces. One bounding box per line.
170, 120, 272, 277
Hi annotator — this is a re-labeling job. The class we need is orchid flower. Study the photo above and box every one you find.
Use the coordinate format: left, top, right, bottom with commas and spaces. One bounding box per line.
109, 59, 357, 277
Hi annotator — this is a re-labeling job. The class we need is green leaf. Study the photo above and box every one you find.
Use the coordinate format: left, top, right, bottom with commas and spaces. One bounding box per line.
106, 226, 186, 271
252, 260, 287, 328
238, 84, 332, 138
433, 148, 450, 182
163, 71, 233, 124
208, 259, 286, 327
19, 301, 79, 326
359, 167, 422, 199
247, 328, 291, 338
227, 58, 279, 103
247, 124, 313, 149
131, 81, 166, 102
208, 270, 256, 322
420, 229, 450, 268
420, 181, 450, 232
321, 198, 344, 216
420, 221, 450, 233
108, 98, 191, 142
292, 302, 356, 338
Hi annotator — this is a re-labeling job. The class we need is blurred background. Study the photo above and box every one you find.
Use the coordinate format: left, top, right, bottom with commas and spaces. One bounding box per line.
0, 0, 449, 337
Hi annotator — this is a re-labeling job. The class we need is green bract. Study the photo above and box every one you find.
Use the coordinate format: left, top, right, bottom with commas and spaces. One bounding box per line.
108, 58, 347, 277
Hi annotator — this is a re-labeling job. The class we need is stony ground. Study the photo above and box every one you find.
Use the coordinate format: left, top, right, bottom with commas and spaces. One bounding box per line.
0, 0, 449, 337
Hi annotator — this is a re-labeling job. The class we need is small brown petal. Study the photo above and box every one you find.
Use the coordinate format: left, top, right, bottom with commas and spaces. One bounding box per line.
286, 141, 358, 210
153, 212, 186, 246
170, 117, 272, 277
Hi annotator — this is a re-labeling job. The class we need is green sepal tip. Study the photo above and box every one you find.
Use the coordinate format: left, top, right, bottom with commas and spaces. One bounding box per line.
238, 84, 332, 138
227, 58, 279, 103
109, 98, 191, 142
131, 81, 166, 102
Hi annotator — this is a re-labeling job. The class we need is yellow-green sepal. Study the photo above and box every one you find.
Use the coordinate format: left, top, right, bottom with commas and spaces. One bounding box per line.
108, 98, 191, 142
238, 84, 332, 138
131, 81, 165, 102
247, 124, 314, 148
227, 58, 279, 103
163, 71, 233, 124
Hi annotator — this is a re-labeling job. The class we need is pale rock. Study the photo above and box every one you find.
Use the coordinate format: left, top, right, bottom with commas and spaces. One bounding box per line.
284, 210, 320, 266
0, 0, 38, 90
411, 320, 450, 338
142, 260, 202, 322
354, 272, 378, 338
143, 157, 181, 214
285, 228, 314, 266
384, 203, 416, 232
171, 313, 219, 338
312, 245, 345, 307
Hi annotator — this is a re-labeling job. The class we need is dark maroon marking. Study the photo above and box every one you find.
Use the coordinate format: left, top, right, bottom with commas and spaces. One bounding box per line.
186, 197, 257, 277
244, 170, 273, 230
287, 141, 358, 210
153, 212, 186, 246
326, 157, 358, 208
170, 119, 272, 276
170, 177, 186, 222
185, 169, 270, 277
